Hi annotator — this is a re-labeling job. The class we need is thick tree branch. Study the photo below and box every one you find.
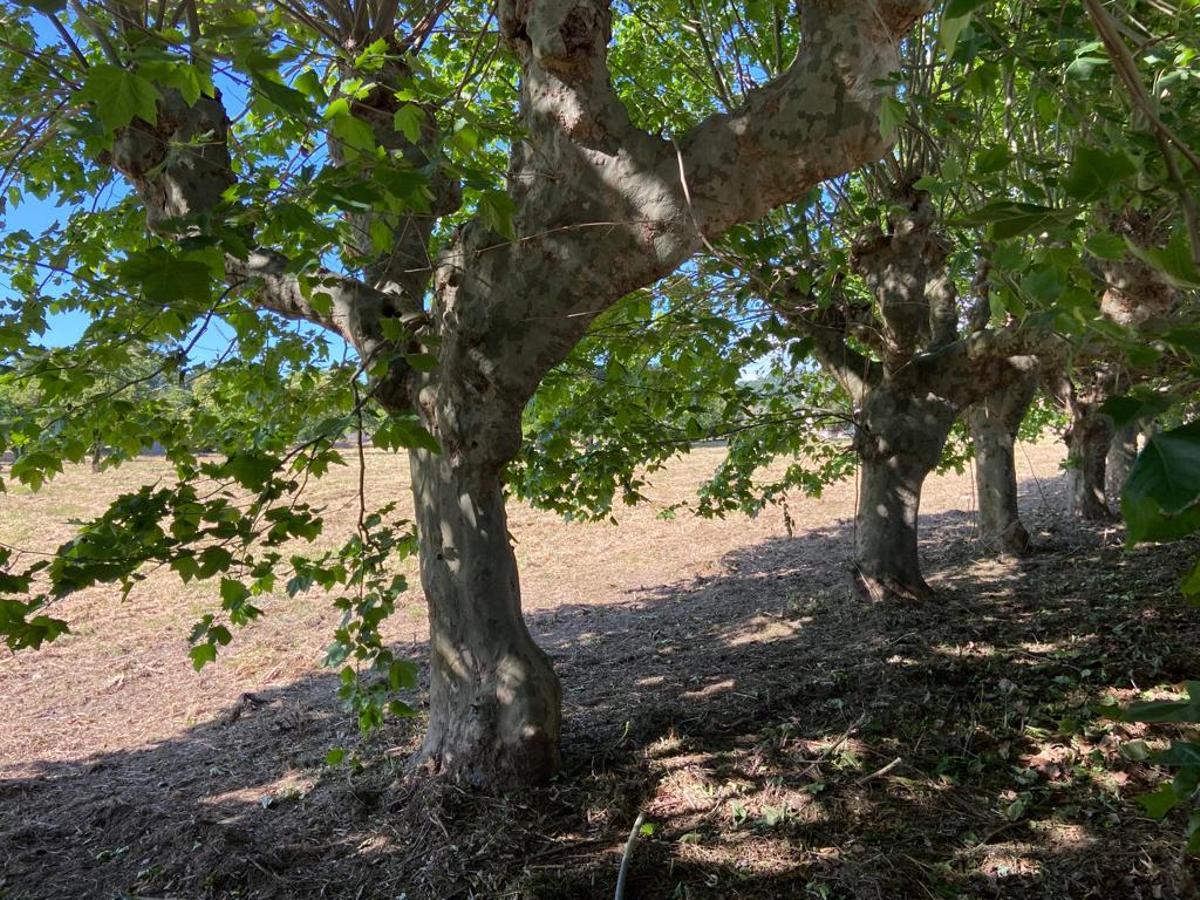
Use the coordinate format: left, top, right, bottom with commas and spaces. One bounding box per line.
450, 0, 927, 403
680, 1, 928, 237
769, 280, 882, 405
849, 192, 945, 370
225, 250, 419, 353
923, 326, 1063, 408
104, 87, 416, 404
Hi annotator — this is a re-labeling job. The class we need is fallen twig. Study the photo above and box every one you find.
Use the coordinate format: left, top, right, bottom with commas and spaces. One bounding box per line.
799, 712, 867, 780
856, 756, 903, 785
614, 811, 646, 900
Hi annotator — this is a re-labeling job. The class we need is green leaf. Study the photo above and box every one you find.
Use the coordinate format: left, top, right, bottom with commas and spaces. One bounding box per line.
117, 248, 213, 302
1182, 557, 1200, 603
479, 190, 517, 240
878, 96, 906, 141
1066, 56, 1110, 80
251, 71, 315, 118
1085, 231, 1127, 261
388, 659, 418, 690
189, 643, 217, 671
220, 578, 249, 609
1125, 683, 1200, 723
330, 112, 375, 153
1124, 495, 1200, 544
1100, 392, 1171, 428
956, 201, 1077, 241
374, 415, 441, 454
945, 0, 989, 17
940, 12, 972, 57
1123, 421, 1200, 543
1020, 265, 1063, 302
1188, 812, 1200, 854
1139, 783, 1179, 819
325, 747, 345, 766
171, 554, 201, 582
1128, 230, 1200, 289
294, 69, 327, 103
1062, 147, 1136, 201
1163, 326, 1200, 356
77, 65, 161, 132
218, 451, 281, 491
912, 175, 947, 195
139, 61, 204, 107
1152, 741, 1200, 768
973, 144, 1011, 175
393, 104, 424, 143
1121, 739, 1152, 762
403, 352, 439, 372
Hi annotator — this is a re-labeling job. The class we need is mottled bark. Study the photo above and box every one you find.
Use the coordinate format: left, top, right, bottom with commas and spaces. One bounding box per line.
1065, 410, 1114, 520
1052, 369, 1121, 522
967, 373, 1037, 555
779, 192, 1055, 599
1106, 421, 1141, 512
409, 446, 560, 787
853, 387, 956, 601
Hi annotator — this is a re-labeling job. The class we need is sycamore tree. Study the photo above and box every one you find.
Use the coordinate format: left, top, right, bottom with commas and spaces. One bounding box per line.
516, 2, 1072, 599
0, 0, 928, 788
513, 0, 1200, 602
757, 0, 1200, 592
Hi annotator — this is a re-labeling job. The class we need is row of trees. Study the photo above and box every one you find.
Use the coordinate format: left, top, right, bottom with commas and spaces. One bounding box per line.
1, 0, 1199, 792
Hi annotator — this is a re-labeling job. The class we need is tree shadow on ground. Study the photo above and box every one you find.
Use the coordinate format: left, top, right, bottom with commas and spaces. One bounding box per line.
3, 479, 1200, 899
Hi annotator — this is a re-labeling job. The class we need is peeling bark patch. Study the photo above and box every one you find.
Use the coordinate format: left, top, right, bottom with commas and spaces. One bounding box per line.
560, 6, 600, 59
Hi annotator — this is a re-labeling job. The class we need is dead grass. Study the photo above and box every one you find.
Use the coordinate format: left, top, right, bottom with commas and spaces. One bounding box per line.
2, 440, 1199, 899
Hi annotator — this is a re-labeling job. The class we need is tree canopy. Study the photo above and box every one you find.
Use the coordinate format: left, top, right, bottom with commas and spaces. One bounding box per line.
3, 0, 1200, 799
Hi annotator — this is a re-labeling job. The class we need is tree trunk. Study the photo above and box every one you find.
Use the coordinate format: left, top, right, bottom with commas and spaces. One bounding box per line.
854, 387, 956, 601
966, 376, 1037, 555
1105, 421, 1141, 512
408, 445, 561, 788
1065, 411, 1114, 520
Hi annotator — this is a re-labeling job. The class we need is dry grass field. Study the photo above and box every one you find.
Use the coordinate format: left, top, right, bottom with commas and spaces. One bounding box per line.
2, 440, 1200, 898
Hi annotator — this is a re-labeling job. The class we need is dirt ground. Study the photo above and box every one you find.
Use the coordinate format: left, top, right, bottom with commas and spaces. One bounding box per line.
2, 440, 1200, 899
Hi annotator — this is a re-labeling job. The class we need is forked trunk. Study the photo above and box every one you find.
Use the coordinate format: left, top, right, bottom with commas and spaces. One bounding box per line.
853, 387, 956, 601
966, 376, 1037, 555
1065, 411, 1114, 520
1105, 421, 1141, 512
409, 446, 561, 788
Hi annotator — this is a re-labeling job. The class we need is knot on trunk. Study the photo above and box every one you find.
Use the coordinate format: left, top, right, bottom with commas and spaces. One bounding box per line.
1097, 206, 1180, 326
851, 190, 949, 362
872, 0, 933, 39
501, 0, 611, 76
108, 91, 233, 232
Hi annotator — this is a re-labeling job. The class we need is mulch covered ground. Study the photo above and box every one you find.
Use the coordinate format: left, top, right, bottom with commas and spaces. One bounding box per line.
3, 443, 1200, 898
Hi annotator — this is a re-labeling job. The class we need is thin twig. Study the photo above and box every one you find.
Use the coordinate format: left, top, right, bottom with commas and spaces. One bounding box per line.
856, 755, 903, 785
613, 811, 645, 900
798, 712, 867, 780
67, 0, 121, 64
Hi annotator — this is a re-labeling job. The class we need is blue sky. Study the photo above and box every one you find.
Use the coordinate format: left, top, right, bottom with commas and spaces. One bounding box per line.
0, 12, 347, 361
1, 194, 95, 348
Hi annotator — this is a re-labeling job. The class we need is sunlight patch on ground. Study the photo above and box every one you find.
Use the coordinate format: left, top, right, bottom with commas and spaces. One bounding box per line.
974, 845, 1042, 880
928, 641, 999, 659
682, 678, 737, 700
203, 772, 315, 810
723, 613, 804, 646
1028, 820, 1096, 850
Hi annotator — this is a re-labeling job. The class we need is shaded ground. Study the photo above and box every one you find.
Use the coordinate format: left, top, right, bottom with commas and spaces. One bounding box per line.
2, 442, 1200, 898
